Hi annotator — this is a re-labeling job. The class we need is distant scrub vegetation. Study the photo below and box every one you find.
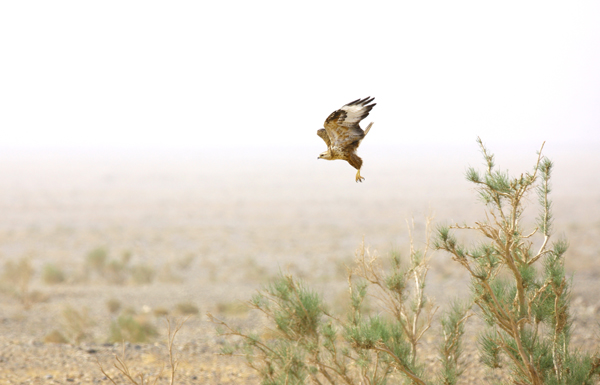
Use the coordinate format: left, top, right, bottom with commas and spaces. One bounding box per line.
0, 247, 202, 346
40, 298, 202, 345
84, 247, 172, 286
0, 246, 194, 292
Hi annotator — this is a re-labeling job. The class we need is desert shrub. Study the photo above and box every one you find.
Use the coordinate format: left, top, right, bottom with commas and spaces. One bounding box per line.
215, 301, 249, 317
86, 247, 108, 271
28, 289, 49, 304
214, 140, 600, 385
44, 329, 69, 344
42, 263, 66, 284
211, 220, 461, 385
106, 298, 122, 314
175, 301, 199, 315
1, 257, 33, 293
176, 253, 195, 270
98, 318, 187, 385
157, 264, 184, 284
121, 250, 132, 265
130, 264, 156, 285
1, 257, 35, 308
83, 247, 149, 285
434, 138, 600, 384
61, 305, 95, 343
108, 314, 158, 343
103, 259, 128, 285
153, 307, 170, 317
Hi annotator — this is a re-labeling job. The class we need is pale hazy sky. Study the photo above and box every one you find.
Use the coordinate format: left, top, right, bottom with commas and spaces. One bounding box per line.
1, 1, 599, 149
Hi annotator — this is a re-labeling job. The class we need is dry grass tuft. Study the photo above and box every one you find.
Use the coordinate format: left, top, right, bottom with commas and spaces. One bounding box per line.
42, 263, 66, 284
153, 307, 169, 318
44, 329, 69, 344
86, 247, 108, 271
1, 256, 35, 308
106, 298, 122, 314
98, 317, 188, 385
215, 301, 248, 317
61, 305, 95, 343
130, 264, 156, 285
174, 301, 199, 316
157, 264, 183, 284
109, 314, 158, 343
176, 253, 195, 270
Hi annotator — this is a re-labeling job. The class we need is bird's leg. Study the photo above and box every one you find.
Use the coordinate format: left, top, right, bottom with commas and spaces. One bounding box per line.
355, 169, 364, 183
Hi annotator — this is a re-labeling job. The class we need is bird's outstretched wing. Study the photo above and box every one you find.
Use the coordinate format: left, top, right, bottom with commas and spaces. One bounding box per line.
317, 128, 331, 147
323, 97, 376, 147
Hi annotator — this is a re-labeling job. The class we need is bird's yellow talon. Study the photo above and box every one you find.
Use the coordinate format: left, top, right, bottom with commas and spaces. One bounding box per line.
355, 170, 365, 183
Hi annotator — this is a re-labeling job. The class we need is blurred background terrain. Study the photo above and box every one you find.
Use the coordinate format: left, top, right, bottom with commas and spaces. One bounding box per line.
1, 143, 599, 383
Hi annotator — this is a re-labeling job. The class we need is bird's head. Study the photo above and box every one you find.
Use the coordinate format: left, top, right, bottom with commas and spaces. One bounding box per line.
318, 150, 333, 160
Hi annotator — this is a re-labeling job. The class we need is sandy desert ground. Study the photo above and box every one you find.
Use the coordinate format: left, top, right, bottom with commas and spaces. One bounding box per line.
0, 142, 599, 384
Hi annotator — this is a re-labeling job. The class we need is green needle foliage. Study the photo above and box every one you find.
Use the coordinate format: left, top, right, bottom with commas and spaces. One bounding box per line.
435, 138, 600, 385
438, 301, 471, 385
211, 220, 470, 385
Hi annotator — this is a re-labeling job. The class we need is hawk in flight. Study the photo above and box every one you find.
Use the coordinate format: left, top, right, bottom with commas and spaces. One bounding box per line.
317, 97, 376, 182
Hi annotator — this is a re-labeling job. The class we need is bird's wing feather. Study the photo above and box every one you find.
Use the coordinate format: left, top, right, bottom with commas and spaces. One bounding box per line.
323, 97, 376, 147
316, 128, 331, 147
337, 97, 376, 127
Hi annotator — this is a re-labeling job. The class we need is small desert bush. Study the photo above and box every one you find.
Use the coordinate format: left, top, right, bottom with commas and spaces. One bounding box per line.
61, 305, 95, 344
121, 250, 132, 265
103, 259, 129, 285
215, 301, 249, 317
1, 257, 35, 308
42, 263, 66, 284
28, 289, 49, 304
98, 318, 187, 385
153, 307, 170, 317
84, 247, 136, 285
82, 247, 177, 286
106, 298, 122, 314
174, 301, 199, 315
1, 257, 33, 292
130, 263, 156, 285
86, 247, 108, 271
157, 264, 183, 284
44, 329, 69, 344
176, 253, 195, 270
108, 313, 158, 343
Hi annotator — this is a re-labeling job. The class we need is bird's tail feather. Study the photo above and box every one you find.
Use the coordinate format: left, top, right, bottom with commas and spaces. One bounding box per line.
364, 122, 374, 136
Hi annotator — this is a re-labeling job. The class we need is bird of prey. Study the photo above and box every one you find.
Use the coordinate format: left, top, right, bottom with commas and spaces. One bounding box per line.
317, 97, 376, 182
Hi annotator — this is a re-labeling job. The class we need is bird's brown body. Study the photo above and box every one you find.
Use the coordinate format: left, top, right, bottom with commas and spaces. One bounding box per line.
317, 97, 376, 182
